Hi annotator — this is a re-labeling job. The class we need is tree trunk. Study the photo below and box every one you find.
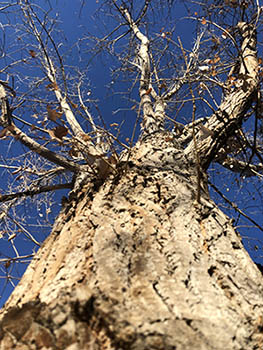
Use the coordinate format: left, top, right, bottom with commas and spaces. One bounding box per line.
0, 132, 263, 350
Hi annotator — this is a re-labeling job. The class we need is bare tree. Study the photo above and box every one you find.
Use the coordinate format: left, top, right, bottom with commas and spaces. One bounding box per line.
0, 0, 263, 349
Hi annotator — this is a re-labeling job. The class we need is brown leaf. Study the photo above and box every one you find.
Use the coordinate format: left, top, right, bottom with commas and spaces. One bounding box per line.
46, 82, 59, 91
47, 105, 63, 122
53, 125, 68, 139
229, 0, 238, 8
29, 50, 36, 58
213, 56, 221, 64
145, 88, 152, 95
0, 125, 14, 139
48, 126, 68, 141
80, 133, 91, 142
4, 260, 11, 269
201, 18, 207, 25
0, 128, 9, 139
211, 68, 217, 76
108, 155, 118, 165
69, 100, 78, 109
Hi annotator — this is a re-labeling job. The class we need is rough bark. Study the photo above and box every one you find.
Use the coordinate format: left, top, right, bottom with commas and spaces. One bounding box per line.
0, 131, 262, 350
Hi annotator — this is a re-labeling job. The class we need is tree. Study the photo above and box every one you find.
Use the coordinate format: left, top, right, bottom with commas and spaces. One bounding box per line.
0, 0, 263, 348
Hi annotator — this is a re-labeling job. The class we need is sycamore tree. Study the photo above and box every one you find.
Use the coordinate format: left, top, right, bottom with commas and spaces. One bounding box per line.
0, 0, 263, 349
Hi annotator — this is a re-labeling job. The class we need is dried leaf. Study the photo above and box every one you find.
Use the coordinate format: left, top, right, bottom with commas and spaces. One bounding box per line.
229, 0, 238, 8
46, 82, 59, 91
110, 123, 119, 127
212, 56, 220, 64
4, 260, 11, 269
201, 18, 207, 25
259, 58, 262, 65
0, 128, 9, 139
53, 125, 68, 139
145, 88, 152, 95
29, 50, 36, 58
80, 133, 91, 142
69, 100, 78, 109
211, 68, 217, 76
48, 126, 68, 141
0, 125, 14, 139
108, 155, 118, 165
131, 105, 137, 110
47, 105, 62, 122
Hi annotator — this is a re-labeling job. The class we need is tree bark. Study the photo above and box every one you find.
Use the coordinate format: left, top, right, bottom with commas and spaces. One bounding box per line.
0, 131, 262, 350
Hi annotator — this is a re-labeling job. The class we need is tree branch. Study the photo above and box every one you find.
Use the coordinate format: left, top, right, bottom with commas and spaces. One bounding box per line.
122, 8, 162, 133
209, 181, 263, 232
21, 3, 86, 139
185, 22, 259, 170
0, 183, 72, 204
9, 125, 80, 173
217, 156, 263, 177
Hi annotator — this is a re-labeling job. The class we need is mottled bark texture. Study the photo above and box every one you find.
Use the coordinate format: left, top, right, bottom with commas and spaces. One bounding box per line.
0, 132, 263, 350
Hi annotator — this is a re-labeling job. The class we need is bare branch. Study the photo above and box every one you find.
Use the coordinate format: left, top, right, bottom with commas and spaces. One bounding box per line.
122, 7, 161, 133
10, 125, 80, 173
217, 156, 263, 177
185, 22, 259, 169
209, 181, 263, 232
0, 183, 72, 204
20, 3, 85, 139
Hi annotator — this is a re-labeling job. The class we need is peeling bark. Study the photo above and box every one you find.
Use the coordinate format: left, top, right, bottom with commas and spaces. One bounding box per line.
0, 132, 263, 350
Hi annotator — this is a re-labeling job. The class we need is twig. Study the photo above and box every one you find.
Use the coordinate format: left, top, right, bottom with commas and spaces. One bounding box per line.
178, 36, 201, 203
209, 181, 263, 232
0, 183, 72, 204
